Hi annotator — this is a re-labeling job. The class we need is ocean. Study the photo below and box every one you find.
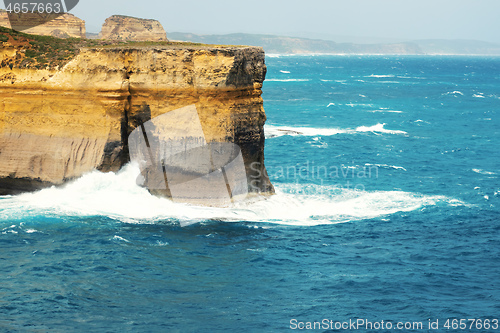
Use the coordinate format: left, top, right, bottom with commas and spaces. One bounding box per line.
1, 55, 499, 332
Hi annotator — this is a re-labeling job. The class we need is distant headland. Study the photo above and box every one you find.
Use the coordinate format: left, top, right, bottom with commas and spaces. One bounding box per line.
169, 32, 500, 56
1, 10, 499, 55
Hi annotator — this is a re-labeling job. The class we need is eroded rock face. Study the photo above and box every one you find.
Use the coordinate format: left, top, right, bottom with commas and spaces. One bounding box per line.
0, 11, 85, 38
98, 15, 167, 41
0, 45, 273, 196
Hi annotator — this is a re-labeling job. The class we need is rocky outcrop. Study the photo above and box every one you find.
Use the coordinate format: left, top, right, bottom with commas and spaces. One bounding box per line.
98, 15, 167, 41
0, 11, 85, 38
0, 42, 273, 197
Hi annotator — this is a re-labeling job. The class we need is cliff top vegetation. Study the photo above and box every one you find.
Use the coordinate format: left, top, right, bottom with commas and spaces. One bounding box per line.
0, 26, 247, 70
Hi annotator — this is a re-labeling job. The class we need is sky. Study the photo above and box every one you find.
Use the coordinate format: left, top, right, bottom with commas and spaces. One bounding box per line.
4, 0, 500, 43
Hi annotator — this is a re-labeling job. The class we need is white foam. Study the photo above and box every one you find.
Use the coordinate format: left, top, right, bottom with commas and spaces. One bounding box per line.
443, 91, 464, 96
396, 76, 426, 80
365, 74, 396, 78
112, 235, 130, 243
0, 166, 464, 227
279, 70, 291, 74
266, 79, 310, 82
265, 125, 348, 138
346, 103, 374, 108
355, 123, 408, 135
368, 110, 403, 113
472, 168, 496, 175
365, 163, 407, 171
265, 123, 408, 138
473, 94, 486, 98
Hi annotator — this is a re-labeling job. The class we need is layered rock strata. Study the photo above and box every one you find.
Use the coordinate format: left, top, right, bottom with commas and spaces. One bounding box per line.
0, 44, 273, 197
98, 15, 167, 41
0, 11, 85, 38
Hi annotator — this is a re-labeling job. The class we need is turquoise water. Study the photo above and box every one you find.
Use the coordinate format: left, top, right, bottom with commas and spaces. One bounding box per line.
1, 56, 500, 332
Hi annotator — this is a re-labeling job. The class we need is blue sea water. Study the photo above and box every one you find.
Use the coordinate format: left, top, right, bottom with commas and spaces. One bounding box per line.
1, 55, 500, 332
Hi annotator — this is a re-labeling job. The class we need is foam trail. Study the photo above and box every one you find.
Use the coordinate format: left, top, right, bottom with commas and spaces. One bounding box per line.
265, 123, 408, 138
364, 74, 396, 78
365, 163, 407, 171
472, 168, 496, 175
0, 164, 463, 227
356, 123, 408, 135
265, 125, 348, 138
368, 110, 403, 113
266, 79, 310, 82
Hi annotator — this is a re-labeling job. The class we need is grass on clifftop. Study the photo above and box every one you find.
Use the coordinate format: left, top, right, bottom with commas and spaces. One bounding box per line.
0, 26, 246, 70
0, 26, 102, 69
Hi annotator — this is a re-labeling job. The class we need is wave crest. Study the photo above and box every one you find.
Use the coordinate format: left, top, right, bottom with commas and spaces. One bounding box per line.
265, 123, 408, 138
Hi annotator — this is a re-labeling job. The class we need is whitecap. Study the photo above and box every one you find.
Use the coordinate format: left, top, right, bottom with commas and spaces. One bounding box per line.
112, 235, 131, 243
365, 163, 407, 171
346, 103, 374, 108
355, 123, 408, 135
266, 79, 310, 82
265, 123, 408, 138
279, 70, 291, 74
472, 169, 496, 175
364, 74, 395, 78
265, 124, 347, 138
473, 94, 486, 98
443, 91, 464, 96
368, 110, 403, 113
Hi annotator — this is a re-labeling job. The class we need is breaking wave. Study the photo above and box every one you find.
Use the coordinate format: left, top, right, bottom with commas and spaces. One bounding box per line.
0, 164, 462, 227
265, 123, 408, 138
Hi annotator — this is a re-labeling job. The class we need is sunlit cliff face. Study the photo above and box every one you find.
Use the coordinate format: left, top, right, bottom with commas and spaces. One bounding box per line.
0, 43, 273, 197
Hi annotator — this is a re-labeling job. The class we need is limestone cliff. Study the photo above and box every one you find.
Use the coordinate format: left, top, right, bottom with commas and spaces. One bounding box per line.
98, 15, 167, 42
0, 11, 85, 39
0, 35, 273, 197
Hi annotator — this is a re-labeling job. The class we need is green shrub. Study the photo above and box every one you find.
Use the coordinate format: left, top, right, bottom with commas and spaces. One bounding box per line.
25, 49, 37, 58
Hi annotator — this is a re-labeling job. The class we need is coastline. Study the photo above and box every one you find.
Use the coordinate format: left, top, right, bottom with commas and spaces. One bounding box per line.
0, 28, 274, 198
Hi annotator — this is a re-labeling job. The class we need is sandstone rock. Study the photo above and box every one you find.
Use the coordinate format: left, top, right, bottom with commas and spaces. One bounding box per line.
98, 15, 167, 42
0, 42, 273, 197
0, 10, 85, 38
